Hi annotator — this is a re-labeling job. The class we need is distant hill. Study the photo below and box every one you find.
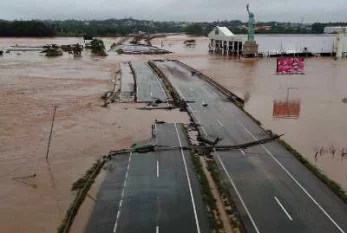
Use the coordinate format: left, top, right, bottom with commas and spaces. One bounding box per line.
1, 18, 347, 37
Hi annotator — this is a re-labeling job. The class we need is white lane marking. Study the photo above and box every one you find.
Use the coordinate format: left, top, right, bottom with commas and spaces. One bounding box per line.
150, 91, 153, 97
175, 88, 186, 101
157, 160, 160, 178
154, 124, 158, 144
188, 106, 201, 124
151, 64, 168, 99
136, 85, 139, 99
113, 152, 133, 233
237, 121, 346, 233
189, 87, 194, 92
156, 226, 159, 233
274, 196, 293, 221
216, 119, 223, 127
240, 149, 246, 156
187, 106, 208, 136
174, 123, 201, 233
215, 149, 261, 233
201, 126, 208, 136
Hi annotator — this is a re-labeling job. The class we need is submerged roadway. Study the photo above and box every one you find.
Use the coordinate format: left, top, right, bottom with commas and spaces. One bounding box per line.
154, 60, 347, 233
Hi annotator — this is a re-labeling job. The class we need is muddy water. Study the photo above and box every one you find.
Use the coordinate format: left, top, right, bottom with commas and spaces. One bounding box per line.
0, 37, 189, 233
1, 35, 346, 232
152, 35, 347, 190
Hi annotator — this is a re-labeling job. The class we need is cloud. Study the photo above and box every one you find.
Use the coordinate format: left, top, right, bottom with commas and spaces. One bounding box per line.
0, 0, 346, 22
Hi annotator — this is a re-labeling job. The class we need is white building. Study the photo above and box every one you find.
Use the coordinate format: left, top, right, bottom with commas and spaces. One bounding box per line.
324, 26, 347, 34
208, 26, 244, 55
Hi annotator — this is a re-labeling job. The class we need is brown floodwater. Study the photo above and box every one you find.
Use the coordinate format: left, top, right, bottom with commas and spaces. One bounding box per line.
0, 37, 189, 233
152, 35, 347, 190
1, 35, 346, 232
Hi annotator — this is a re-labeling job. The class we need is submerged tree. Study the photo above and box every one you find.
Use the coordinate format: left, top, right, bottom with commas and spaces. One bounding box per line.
90, 39, 107, 56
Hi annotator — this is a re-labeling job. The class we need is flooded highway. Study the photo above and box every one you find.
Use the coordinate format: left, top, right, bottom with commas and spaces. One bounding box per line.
0, 37, 188, 233
151, 35, 347, 191
0, 35, 346, 232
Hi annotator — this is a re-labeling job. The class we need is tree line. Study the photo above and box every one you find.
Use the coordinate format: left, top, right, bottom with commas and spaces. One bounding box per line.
1, 19, 347, 37
0, 20, 54, 37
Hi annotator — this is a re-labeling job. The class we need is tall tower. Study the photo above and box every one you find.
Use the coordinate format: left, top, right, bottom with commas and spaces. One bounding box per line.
243, 4, 259, 58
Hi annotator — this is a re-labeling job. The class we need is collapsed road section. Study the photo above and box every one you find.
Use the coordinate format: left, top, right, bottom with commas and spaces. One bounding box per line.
118, 62, 136, 102
107, 61, 171, 109
152, 60, 347, 233
130, 61, 169, 104
85, 123, 210, 233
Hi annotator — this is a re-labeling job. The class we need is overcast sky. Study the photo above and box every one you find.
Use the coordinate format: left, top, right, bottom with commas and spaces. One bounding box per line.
1, 0, 346, 22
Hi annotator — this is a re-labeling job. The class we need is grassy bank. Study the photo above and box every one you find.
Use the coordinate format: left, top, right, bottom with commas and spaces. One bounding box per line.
191, 153, 224, 232
57, 159, 105, 233
206, 159, 243, 232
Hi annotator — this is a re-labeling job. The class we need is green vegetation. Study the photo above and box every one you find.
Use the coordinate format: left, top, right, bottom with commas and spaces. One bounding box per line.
0, 20, 54, 37
2, 18, 347, 37
57, 159, 105, 233
191, 154, 223, 232
90, 39, 107, 56
206, 159, 242, 231
184, 24, 205, 36
45, 49, 63, 57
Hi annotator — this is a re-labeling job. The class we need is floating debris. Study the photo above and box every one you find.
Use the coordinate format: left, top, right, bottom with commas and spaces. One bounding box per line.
113, 44, 171, 55
45, 48, 63, 57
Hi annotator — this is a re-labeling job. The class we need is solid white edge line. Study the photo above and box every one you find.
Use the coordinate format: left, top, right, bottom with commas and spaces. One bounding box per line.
147, 62, 167, 99
237, 121, 345, 233
188, 106, 201, 123
175, 88, 186, 101
156, 226, 159, 233
113, 152, 132, 233
201, 126, 208, 136
215, 149, 261, 233
174, 123, 201, 233
274, 196, 293, 221
154, 124, 158, 144
188, 105, 208, 136
157, 160, 159, 178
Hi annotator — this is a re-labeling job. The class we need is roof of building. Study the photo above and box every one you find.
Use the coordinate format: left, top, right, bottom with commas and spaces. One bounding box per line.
208, 26, 243, 42
216, 26, 234, 36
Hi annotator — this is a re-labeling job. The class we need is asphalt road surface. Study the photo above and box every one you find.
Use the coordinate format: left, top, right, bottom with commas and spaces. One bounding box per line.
119, 62, 135, 101
131, 62, 168, 103
85, 123, 210, 233
154, 60, 347, 233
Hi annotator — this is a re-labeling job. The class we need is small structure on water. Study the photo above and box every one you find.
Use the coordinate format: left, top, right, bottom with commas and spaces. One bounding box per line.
208, 26, 243, 55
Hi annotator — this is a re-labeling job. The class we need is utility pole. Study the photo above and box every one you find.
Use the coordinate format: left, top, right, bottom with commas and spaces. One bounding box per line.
46, 105, 58, 161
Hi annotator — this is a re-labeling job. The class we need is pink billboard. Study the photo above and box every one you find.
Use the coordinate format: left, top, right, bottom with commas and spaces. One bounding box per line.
276, 58, 305, 74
